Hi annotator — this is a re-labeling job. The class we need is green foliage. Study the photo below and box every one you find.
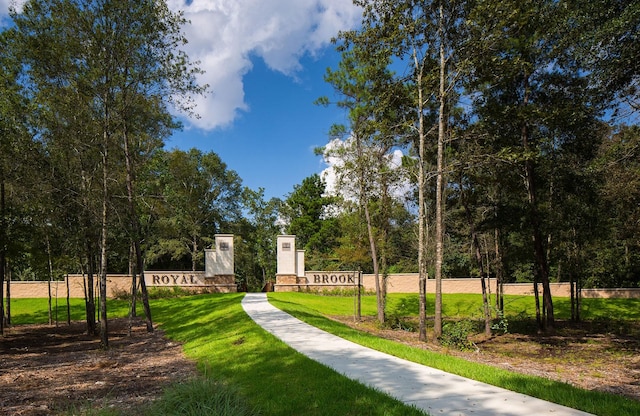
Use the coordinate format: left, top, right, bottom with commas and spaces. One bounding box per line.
147, 286, 194, 299
491, 308, 509, 334
146, 377, 260, 416
302, 286, 373, 297
111, 285, 197, 301
271, 293, 640, 416
145, 149, 243, 271
237, 188, 281, 290
440, 320, 477, 351
282, 174, 340, 255
384, 314, 416, 332
153, 293, 426, 416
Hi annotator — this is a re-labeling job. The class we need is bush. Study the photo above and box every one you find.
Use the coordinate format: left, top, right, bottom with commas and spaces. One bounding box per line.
440, 320, 477, 350
302, 287, 374, 297
111, 286, 195, 301
491, 308, 509, 334
383, 315, 416, 332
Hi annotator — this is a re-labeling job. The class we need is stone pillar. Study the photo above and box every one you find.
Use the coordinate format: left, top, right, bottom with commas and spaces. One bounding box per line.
275, 235, 300, 291
204, 234, 237, 292
296, 250, 305, 278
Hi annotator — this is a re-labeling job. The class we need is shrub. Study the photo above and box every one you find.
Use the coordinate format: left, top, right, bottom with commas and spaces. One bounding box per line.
491, 308, 509, 334
383, 315, 417, 332
440, 320, 477, 350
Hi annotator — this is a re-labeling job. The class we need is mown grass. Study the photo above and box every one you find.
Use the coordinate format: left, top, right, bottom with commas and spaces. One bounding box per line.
282, 292, 640, 321
151, 293, 427, 416
9, 295, 425, 415
7, 298, 134, 325
269, 292, 640, 416
9, 292, 640, 416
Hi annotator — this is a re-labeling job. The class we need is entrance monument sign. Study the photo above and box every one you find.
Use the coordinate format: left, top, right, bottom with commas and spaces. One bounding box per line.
274, 235, 305, 291
274, 234, 360, 292
203, 234, 237, 292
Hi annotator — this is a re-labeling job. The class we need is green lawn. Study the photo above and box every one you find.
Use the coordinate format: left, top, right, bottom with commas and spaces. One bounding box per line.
6, 298, 133, 325
276, 292, 640, 321
269, 292, 640, 416
151, 293, 426, 416
6, 292, 640, 416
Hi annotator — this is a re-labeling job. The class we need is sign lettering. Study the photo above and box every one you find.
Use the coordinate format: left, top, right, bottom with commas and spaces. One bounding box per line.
311, 274, 356, 285
149, 273, 205, 287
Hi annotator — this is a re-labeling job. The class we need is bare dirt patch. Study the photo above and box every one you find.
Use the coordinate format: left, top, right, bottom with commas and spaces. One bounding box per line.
331, 316, 640, 402
0, 318, 198, 416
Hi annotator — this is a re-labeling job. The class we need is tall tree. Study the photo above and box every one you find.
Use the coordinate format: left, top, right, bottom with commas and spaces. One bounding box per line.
11, 0, 205, 345
242, 188, 281, 290
282, 174, 340, 262
0, 30, 32, 335
466, 0, 605, 331
590, 126, 640, 288
148, 149, 243, 271
318, 41, 403, 323
345, 0, 468, 339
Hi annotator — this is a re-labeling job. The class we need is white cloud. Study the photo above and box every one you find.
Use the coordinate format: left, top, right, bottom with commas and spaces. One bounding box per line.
1, 0, 361, 129
167, 0, 362, 130
320, 136, 413, 203
319, 138, 345, 197
0, 0, 21, 26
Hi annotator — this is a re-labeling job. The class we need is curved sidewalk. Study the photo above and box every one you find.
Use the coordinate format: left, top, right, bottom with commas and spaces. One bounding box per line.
241, 293, 592, 416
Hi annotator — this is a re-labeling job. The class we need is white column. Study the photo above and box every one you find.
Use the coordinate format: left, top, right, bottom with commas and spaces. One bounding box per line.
277, 235, 297, 275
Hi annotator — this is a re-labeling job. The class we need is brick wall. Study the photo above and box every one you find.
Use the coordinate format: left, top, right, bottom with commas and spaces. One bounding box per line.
4, 272, 236, 299
4, 273, 638, 299
5, 275, 133, 299
362, 274, 639, 298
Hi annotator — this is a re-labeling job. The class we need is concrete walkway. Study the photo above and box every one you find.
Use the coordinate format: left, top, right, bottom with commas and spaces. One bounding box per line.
241, 293, 592, 416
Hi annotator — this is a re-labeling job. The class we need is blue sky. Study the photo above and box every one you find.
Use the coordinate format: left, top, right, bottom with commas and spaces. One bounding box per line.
1, 0, 363, 201
168, 51, 349, 201
162, 0, 363, 201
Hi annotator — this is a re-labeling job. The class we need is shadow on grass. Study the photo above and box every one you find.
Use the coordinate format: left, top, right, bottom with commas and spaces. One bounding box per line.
270, 294, 640, 416
153, 293, 426, 416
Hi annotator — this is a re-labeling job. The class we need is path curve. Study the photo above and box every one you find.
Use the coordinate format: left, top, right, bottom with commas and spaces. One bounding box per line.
241, 293, 592, 416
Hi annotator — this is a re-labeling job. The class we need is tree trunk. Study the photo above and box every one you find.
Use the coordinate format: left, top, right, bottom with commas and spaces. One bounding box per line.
66, 274, 70, 326
47, 235, 53, 326
99, 132, 109, 349
533, 272, 542, 331
192, 235, 198, 272
123, 123, 153, 333
80, 167, 97, 335
4, 269, 10, 327
521, 74, 554, 332
0, 260, 4, 336
135, 241, 153, 333
570, 272, 576, 321
356, 271, 361, 321
576, 275, 582, 322
365, 201, 383, 323
354, 132, 383, 324
434, 3, 447, 339
84, 245, 97, 335
414, 47, 428, 342
494, 228, 504, 313
129, 242, 137, 319
0, 180, 5, 335
463, 197, 491, 336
